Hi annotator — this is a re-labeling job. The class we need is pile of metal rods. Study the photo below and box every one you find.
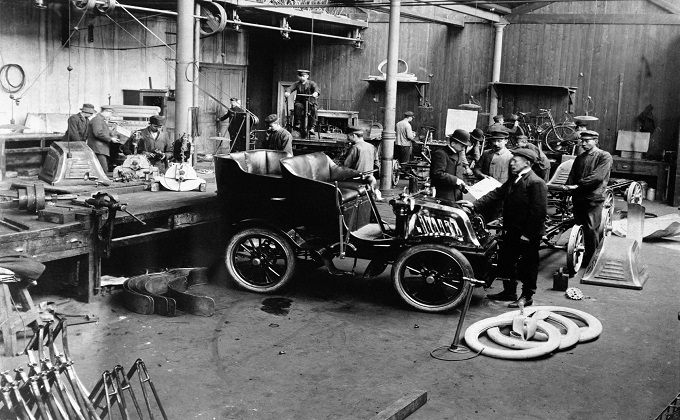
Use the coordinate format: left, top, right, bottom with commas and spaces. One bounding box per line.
0, 316, 167, 420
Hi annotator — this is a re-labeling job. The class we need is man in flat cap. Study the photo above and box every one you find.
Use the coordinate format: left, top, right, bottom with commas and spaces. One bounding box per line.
430, 129, 470, 202
563, 130, 612, 267
284, 69, 319, 138
395, 111, 416, 164
216, 97, 259, 151
262, 114, 293, 155
344, 125, 379, 196
514, 135, 551, 181
63, 103, 95, 143
87, 105, 122, 171
469, 147, 547, 307
474, 128, 513, 184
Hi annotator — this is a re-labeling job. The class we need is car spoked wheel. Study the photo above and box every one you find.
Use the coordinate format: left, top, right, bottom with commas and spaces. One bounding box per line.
567, 225, 585, 276
225, 227, 296, 293
626, 181, 643, 204
392, 244, 473, 313
599, 189, 614, 237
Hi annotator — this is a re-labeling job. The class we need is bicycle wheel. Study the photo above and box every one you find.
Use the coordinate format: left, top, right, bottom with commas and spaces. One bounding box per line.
544, 125, 576, 152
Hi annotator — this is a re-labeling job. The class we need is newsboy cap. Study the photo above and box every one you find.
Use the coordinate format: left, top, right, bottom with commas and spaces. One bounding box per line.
264, 114, 279, 124
579, 130, 599, 140
346, 125, 364, 135
404, 111, 414, 117
150, 115, 165, 126
297, 69, 310, 75
512, 147, 537, 163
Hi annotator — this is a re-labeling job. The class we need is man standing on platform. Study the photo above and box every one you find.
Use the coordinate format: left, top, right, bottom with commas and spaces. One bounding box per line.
430, 129, 470, 203
262, 114, 293, 155
87, 105, 121, 171
63, 103, 95, 143
563, 130, 612, 267
474, 129, 513, 184
395, 111, 416, 164
469, 148, 547, 308
284, 70, 319, 138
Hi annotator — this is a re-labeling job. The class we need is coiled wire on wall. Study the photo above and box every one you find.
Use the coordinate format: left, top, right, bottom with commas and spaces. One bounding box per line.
0, 64, 26, 94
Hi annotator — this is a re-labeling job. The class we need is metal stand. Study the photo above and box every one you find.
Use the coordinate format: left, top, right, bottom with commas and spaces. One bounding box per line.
430, 276, 486, 361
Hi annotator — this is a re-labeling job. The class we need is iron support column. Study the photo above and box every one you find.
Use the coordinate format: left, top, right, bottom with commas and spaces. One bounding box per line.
379, 0, 401, 191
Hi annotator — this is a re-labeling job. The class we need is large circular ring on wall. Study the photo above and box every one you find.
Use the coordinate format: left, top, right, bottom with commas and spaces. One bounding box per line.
377, 58, 409, 76
96, 0, 116, 15
0, 64, 26, 94
72, 0, 96, 12
198, 1, 227, 37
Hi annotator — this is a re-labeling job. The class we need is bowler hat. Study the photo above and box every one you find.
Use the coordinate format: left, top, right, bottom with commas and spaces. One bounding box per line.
470, 128, 484, 142
579, 130, 599, 140
264, 114, 279, 124
346, 125, 364, 135
80, 103, 96, 114
449, 129, 471, 146
404, 111, 414, 117
150, 115, 165, 126
512, 147, 537, 163
297, 69, 310, 75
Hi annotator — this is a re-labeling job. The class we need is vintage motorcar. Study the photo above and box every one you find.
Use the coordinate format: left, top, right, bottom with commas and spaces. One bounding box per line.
214, 150, 498, 313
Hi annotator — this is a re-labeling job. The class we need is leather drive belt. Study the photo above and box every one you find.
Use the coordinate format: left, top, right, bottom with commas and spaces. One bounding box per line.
122, 267, 215, 317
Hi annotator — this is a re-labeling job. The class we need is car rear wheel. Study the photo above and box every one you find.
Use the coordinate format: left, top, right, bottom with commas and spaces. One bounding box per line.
392, 244, 473, 313
225, 227, 297, 293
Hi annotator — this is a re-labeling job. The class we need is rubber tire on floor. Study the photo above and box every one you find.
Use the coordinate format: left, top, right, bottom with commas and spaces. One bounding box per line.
392, 244, 473, 313
464, 318, 562, 360
501, 306, 603, 342
224, 227, 297, 293
486, 311, 581, 350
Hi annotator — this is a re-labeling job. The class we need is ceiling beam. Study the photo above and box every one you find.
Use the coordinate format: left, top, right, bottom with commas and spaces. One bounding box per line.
647, 0, 680, 14
412, 1, 502, 21
508, 1, 554, 15
367, 5, 465, 26
506, 13, 680, 25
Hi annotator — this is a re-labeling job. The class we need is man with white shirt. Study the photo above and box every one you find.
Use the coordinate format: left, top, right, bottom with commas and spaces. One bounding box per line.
469, 148, 547, 308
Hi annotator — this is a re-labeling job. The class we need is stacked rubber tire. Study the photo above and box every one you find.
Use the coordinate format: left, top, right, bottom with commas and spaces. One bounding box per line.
464, 306, 602, 360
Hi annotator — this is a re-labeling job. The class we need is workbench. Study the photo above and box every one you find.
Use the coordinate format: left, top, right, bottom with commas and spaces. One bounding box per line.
611, 156, 670, 202
0, 182, 220, 302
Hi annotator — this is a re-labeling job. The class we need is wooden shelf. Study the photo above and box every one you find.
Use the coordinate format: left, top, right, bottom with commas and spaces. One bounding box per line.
363, 79, 431, 107
489, 82, 578, 113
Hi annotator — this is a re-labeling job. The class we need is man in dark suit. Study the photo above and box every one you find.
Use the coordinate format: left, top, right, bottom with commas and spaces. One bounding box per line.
470, 148, 547, 307
63, 103, 95, 142
87, 105, 121, 171
429, 129, 470, 203
514, 135, 552, 182
562, 130, 612, 266
135, 115, 172, 173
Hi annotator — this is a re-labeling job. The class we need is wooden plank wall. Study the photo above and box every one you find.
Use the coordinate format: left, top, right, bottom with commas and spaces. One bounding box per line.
0, 2, 246, 143
501, 0, 680, 158
247, 12, 496, 140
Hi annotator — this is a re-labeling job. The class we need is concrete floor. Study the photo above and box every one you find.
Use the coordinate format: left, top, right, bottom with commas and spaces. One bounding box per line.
2, 191, 679, 419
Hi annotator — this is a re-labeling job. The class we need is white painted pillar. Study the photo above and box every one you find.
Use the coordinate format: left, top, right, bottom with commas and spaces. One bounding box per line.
489, 22, 507, 124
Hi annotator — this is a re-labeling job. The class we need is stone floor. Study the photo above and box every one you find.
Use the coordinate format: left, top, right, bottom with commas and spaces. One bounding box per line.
1, 183, 679, 420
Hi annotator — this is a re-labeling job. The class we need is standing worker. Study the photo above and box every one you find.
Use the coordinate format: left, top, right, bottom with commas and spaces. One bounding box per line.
474, 128, 513, 184
515, 135, 551, 181
216, 97, 259, 151
395, 111, 416, 164
429, 129, 470, 202
87, 105, 121, 172
468, 148, 547, 307
562, 130, 613, 267
262, 114, 293, 155
63, 103, 95, 142
344, 126, 379, 198
284, 70, 319, 138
